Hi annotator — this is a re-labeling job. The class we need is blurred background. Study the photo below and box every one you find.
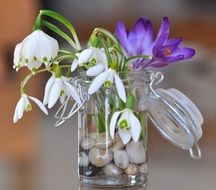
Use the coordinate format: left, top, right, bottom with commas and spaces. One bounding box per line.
0, 0, 216, 190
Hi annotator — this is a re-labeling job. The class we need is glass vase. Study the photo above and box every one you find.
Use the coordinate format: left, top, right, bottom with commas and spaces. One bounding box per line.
77, 71, 151, 187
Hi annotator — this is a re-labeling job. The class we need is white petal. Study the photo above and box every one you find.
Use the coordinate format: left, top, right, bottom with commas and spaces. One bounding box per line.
86, 64, 105, 76
43, 75, 55, 105
64, 82, 81, 104
78, 48, 93, 64
71, 59, 79, 72
22, 33, 37, 62
27, 61, 43, 70
22, 94, 30, 108
118, 128, 132, 145
110, 111, 122, 139
28, 96, 48, 115
13, 43, 22, 65
60, 94, 66, 104
17, 96, 25, 120
118, 109, 130, 126
48, 79, 62, 109
114, 72, 126, 103
88, 70, 110, 94
13, 99, 21, 123
129, 112, 142, 142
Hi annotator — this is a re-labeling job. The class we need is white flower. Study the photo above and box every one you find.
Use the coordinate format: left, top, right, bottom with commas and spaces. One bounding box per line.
88, 68, 126, 103
43, 74, 81, 109
13, 30, 59, 71
110, 109, 141, 144
71, 47, 107, 74
13, 93, 48, 123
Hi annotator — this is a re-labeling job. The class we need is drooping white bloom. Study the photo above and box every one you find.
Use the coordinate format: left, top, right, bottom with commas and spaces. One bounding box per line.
13, 93, 48, 123
71, 47, 107, 74
110, 109, 141, 145
88, 68, 126, 103
43, 74, 81, 109
13, 30, 59, 71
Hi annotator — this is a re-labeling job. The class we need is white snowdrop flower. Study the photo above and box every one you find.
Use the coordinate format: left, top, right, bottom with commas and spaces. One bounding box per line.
13, 30, 59, 71
43, 74, 81, 109
71, 47, 107, 74
109, 109, 141, 145
13, 93, 48, 123
88, 68, 126, 103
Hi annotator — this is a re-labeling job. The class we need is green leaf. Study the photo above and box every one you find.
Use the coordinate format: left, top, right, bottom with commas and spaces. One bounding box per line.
41, 20, 77, 49
39, 10, 81, 50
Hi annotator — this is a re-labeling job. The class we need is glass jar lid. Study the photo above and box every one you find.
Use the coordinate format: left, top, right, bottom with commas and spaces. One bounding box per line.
147, 87, 203, 159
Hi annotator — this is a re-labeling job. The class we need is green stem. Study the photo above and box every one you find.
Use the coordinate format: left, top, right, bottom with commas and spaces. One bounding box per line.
98, 34, 112, 64
94, 28, 119, 46
124, 55, 151, 70
20, 64, 71, 90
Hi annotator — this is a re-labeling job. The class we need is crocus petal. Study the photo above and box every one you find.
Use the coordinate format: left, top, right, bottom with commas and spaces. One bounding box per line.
114, 73, 126, 103
43, 75, 55, 105
115, 21, 131, 54
129, 112, 141, 142
110, 111, 122, 139
78, 48, 93, 64
86, 64, 105, 76
88, 70, 110, 94
155, 16, 170, 46
64, 82, 81, 104
71, 59, 79, 72
131, 17, 154, 55
118, 128, 132, 145
171, 47, 195, 59
28, 96, 48, 115
48, 79, 62, 109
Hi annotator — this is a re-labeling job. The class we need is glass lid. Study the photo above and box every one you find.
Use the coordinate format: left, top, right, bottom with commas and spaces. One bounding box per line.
146, 73, 203, 159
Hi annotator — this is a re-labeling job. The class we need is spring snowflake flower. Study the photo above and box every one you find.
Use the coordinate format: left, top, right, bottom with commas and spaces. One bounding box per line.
43, 74, 81, 109
110, 108, 141, 144
13, 30, 59, 71
13, 93, 48, 123
71, 47, 107, 75
88, 68, 126, 103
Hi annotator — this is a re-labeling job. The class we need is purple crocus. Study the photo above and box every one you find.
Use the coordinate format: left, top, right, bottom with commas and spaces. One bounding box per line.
115, 16, 195, 69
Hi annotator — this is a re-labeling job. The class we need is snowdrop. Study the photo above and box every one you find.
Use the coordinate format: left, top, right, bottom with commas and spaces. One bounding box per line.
110, 109, 141, 144
13, 93, 48, 123
13, 30, 59, 71
71, 47, 107, 75
43, 74, 81, 109
88, 68, 126, 103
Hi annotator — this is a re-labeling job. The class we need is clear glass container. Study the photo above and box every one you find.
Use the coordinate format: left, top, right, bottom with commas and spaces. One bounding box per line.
77, 71, 151, 187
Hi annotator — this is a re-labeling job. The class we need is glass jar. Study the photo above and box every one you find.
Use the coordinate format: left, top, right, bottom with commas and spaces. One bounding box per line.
54, 70, 203, 187
77, 71, 151, 187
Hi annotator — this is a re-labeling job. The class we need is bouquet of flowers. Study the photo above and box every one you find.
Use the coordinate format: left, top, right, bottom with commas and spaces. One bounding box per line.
13, 10, 203, 187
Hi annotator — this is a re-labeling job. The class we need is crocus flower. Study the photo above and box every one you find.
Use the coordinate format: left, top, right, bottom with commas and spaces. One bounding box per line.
152, 17, 195, 67
43, 74, 81, 109
13, 30, 59, 71
71, 47, 107, 75
88, 68, 126, 103
115, 17, 195, 69
110, 109, 141, 144
13, 93, 48, 123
